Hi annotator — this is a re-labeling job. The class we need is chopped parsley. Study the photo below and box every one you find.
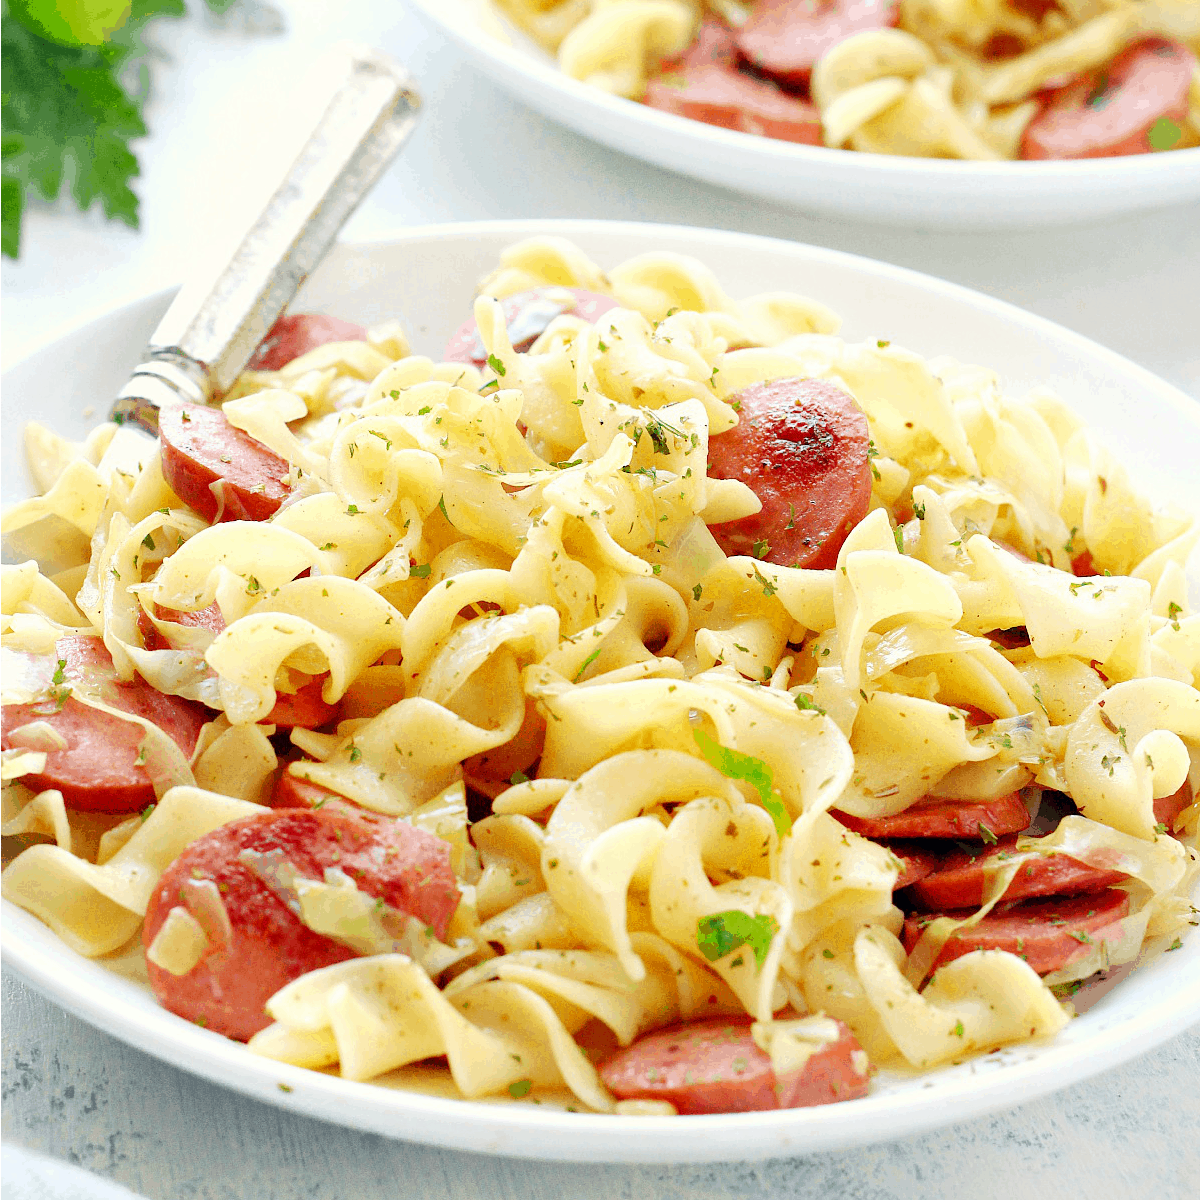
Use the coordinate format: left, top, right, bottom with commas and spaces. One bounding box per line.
507, 1079, 532, 1098
573, 645, 603, 682
696, 910, 779, 968
486, 353, 506, 377
794, 693, 826, 716
692, 729, 790, 838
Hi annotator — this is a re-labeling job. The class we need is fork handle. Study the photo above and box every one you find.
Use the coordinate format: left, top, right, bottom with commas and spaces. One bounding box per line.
111, 44, 420, 433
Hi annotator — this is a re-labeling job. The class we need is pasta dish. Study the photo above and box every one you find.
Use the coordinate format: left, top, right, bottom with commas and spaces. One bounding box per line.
2, 237, 1198, 1115
490, 0, 1200, 159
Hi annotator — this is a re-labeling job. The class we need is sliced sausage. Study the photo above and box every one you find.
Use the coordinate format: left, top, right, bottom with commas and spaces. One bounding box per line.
271, 769, 363, 818
159, 402, 291, 524
143, 808, 460, 1040
672, 17, 738, 69
706, 378, 872, 569
905, 833, 1128, 910
1021, 38, 1196, 160
644, 64, 824, 144
137, 601, 226, 651
888, 842, 945, 890
1155, 781, 1193, 833
835, 792, 1031, 840
599, 1016, 869, 1113
443, 288, 620, 367
736, 0, 900, 88
1, 635, 207, 813
138, 603, 335, 729
246, 313, 368, 372
902, 887, 1131, 976
263, 678, 336, 730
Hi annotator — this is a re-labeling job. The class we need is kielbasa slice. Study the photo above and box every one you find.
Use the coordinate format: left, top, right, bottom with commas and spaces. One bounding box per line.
736, 0, 900, 88
143, 808, 460, 1040
1155, 781, 1193, 833
444, 288, 621, 368
888, 842, 945, 890
906, 834, 1128, 910
1021, 38, 1195, 160
672, 17, 738, 69
247, 313, 368, 372
644, 65, 824, 144
706, 377, 872, 569
836, 793, 1031, 840
159, 402, 291, 524
1, 635, 207, 813
137, 603, 336, 729
903, 888, 1131, 977
599, 1016, 869, 1113
271, 769, 363, 817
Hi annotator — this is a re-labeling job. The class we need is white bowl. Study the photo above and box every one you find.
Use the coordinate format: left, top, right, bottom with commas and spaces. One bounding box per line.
2, 220, 1198, 1163
406, 0, 1200, 230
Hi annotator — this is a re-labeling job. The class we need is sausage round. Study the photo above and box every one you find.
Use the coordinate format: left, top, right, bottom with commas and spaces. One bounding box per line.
903, 887, 1131, 976
138, 603, 336, 729
736, 0, 900, 88
247, 313, 368, 372
889, 842, 945, 890
644, 65, 823, 144
673, 17, 738, 69
271, 769, 363, 818
599, 1016, 869, 1113
706, 377, 872, 569
836, 793, 1031, 840
143, 808, 460, 1039
1021, 39, 1196, 160
159, 402, 291, 524
1, 635, 207, 813
905, 834, 1128, 910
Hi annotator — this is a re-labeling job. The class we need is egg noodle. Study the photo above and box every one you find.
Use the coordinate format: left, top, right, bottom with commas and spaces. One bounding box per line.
489, 0, 1200, 158
3, 238, 1198, 1111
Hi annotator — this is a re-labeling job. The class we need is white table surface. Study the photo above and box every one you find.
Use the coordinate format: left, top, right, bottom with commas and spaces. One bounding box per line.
2, 3, 1198, 1197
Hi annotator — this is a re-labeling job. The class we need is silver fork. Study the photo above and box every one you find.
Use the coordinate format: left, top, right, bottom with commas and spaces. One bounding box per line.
112, 43, 420, 433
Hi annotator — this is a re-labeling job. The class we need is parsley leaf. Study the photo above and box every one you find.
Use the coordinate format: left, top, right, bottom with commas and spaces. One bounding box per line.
573, 645, 602, 682
486, 353, 506, 377
692, 728, 791, 837
3, 2, 236, 259
696, 910, 779, 968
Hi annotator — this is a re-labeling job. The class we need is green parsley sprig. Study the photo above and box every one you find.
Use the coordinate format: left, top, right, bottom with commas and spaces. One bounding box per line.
2, 0, 240, 259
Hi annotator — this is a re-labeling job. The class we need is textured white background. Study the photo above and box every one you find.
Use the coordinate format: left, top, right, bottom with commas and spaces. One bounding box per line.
2, 3, 1198, 1197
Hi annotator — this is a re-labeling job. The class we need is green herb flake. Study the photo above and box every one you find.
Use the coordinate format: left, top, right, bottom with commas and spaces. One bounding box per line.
692, 728, 790, 837
507, 1079, 533, 1098
1148, 117, 1182, 152
409, 563, 432, 578
794, 693, 826, 716
696, 910, 779, 968
573, 645, 603, 682
486, 353, 506, 377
